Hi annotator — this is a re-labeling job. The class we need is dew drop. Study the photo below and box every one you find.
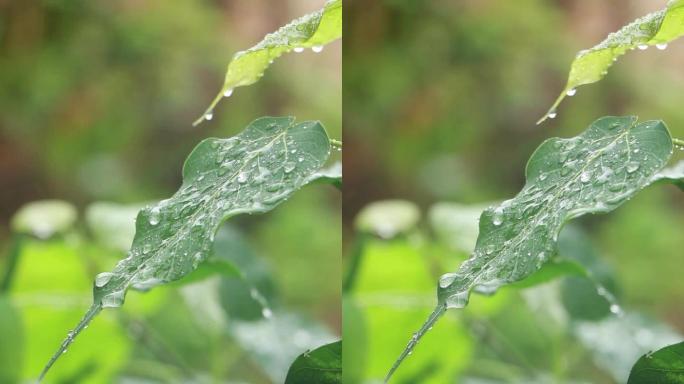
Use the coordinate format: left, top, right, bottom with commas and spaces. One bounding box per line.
626, 162, 640, 173
223, 88, 234, 97
656, 43, 668, 50
609, 304, 622, 315
262, 307, 273, 319
311, 45, 324, 53
439, 273, 458, 288
204, 111, 214, 121
538, 173, 548, 181
237, 172, 248, 183
548, 111, 557, 119
566, 88, 577, 96
580, 171, 591, 183
637, 44, 648, 50
445, 290, 470, 309
492, 207, 504, 226
293, 47, 304, 53
95, 272, 113, 288
149, 207, 161, 225
284, 161, 296, 173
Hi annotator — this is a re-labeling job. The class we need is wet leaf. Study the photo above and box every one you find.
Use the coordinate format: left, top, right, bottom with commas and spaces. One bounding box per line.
387, 116, 674, 381
628, 341, 684, 384
285, 340, 342, 384
539, 0, 684, 123
39, 116, 332, 381
194, 0, 341, 125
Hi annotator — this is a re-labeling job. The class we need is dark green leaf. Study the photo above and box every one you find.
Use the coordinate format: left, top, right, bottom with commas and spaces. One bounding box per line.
628, 341, 684, 384
285, 341, 341, 384
39, 116, 332, 381
539, 0, 684, 123
387, 116, 674, 381
194, 0, 342, 125
0, 297, 23, 384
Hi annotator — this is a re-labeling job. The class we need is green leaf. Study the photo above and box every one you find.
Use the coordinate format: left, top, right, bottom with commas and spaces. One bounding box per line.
309, 161, 342, 189
538, 0, 684, 124
355, 200, 421, 239
386, 116, 674, 381
194, 0, 342, 126
39, 116, 332, 381
10, 200, 77, 239
0, 296, 23, 384
85, 201, 145, 252
429, 202, 491, 253
652, 159, 684, 190
628, 341, 684, 384
285, 341, 341, 384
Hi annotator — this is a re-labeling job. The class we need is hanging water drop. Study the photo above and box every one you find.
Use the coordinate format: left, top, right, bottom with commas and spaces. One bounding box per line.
205, 111, 214, 121
566, 88, 577, 96
223, 88, 234, 97
656, 43, 668, 50
548, 111, 557, 119
311, 45, 324, 53
262, 307, 273, 319
293, 47, 304, 53
609, 304, 622, 315
637, 44, 648, 50
149, 207, 161, 225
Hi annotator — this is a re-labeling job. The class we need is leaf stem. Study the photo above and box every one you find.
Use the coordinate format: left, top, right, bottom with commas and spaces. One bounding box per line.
673, 137, 684, 147
38, 304, 102, 382
330, 138, 342, 149
384, 304, 446, 383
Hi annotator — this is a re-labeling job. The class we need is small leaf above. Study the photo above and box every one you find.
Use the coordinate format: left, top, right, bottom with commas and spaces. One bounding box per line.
194, 0, 342, 126
538, 0, 684, 124
628, 341, 684, 384
285, 341, 342, 384
38, 116, 332, 381
386, 116, 674, 381
652, 159, 684, 190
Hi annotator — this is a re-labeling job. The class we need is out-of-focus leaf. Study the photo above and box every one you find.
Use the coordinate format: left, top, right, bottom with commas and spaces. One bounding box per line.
285, 340, 341, 384
539, 0, 684, 123
10, 200, 77, 239
40, 117, 332, 381
651, 159, 684, 190
194, 0, 342, 125
355, 200, 420, 239
574, 313, 681, 383
85, 202, 145, 252
388, 116, 674, 381
428, 202, 490, 253
309, 161, 342, 188
342, 297, 366, 384
628, 341, 684, 384
0, 297, 23, 384
229, 312, 336, 383
354, 240, 472, 383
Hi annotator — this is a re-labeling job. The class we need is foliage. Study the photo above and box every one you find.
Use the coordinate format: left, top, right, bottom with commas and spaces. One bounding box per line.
194, 0, 342, 126
38, 117, 336, 381
628, 341, 684, 383
285, 340, 342, 384
386, 116, 681, 381
539, 0, 684, 123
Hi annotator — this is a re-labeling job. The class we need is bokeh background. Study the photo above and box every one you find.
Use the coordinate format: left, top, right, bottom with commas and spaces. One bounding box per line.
343, 0, 684, 383
0, 0, 340, 383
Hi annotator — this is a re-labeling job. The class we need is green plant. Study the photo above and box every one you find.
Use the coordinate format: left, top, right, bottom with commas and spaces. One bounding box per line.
17, 1, 343, 382
382, 2, 684, 380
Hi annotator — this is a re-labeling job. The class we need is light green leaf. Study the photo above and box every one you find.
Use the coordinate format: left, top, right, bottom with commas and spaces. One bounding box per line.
652, 159, 684, 189
429, 202, 493, 253
10, 200, 77, 239
39, 116, 332, 381
355, 200, 421, 239
386, 116, 674, 381
538, 0, 684, 124
194, 0, 342, 126
285, 341, 341, 384
85, 201, 145, 252
309, 161, 342, 188
628, 341, 684, 384
0, 297, 23, 384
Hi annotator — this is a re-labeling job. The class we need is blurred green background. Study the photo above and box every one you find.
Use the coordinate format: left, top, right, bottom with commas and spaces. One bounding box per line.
0, 0, 340, 383
343, 0, 684, 383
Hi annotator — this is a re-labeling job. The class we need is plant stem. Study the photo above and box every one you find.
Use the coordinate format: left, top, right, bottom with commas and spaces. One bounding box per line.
0, 234, 23, 293
673, 137, 684, 147
330, 138, 342, 148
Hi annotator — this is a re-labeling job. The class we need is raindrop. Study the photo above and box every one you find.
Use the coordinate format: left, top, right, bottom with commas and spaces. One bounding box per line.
566, 88, 577, 96
95, 272, 113, 288
609, 304, 622, 315
237, 172, 248, 183
548, 111, 557, 119
223, 88, 234, 97
205, 111, 214, 121
284, 161, 296, 173
293, 47, 304, 53
262, 307, 273, 319
445, 290, 470, 309
311, 45, 324, 53
637, 44, 648, 50
656, 43, 668, 50
149, 207, 161, 225
580, 171, 591, 183
626, 162, 640, 173
538, 173, 548, 181
439, 273, 458, 288
492, 207, 504, 226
